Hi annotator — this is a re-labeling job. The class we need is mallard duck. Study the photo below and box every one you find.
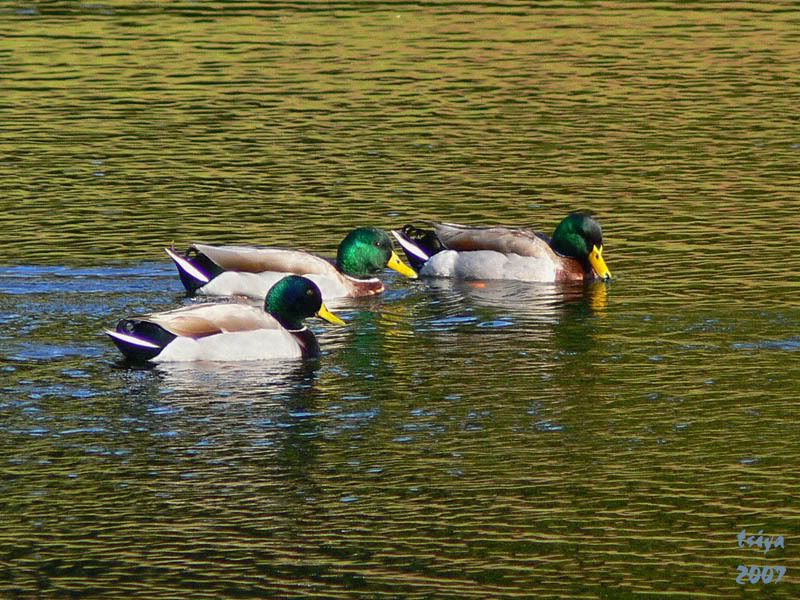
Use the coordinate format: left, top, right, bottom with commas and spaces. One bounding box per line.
105, 275, 345, 363
165, 227, 417, 301
392, 213, 611, 282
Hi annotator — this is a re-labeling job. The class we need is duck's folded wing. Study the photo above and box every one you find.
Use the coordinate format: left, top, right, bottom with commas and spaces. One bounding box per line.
433, 223, 557, 258
191, 244, 341, 277
145, 303, 280, 338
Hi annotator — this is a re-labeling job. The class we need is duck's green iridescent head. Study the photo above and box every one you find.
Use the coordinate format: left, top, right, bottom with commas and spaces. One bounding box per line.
550, 213, 612, 279
265, 275, 345, 330
336, 227, 417, 279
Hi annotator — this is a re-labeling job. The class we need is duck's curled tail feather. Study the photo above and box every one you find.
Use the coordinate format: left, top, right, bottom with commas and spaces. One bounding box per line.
391, 225, 445, 270
165, 247, 225, 295
105, 319, 177, 363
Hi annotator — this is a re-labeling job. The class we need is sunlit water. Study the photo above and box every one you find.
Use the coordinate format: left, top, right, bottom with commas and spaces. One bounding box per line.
2, 2, 799, 597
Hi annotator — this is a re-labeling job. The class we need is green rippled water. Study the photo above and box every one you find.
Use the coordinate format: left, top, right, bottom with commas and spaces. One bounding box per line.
1, 2, 799, 597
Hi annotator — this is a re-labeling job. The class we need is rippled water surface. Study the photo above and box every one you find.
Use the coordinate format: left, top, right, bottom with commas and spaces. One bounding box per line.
2, 1, 799, 597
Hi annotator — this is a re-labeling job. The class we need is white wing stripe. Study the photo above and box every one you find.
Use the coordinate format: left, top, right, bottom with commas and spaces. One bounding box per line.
391, 230, 430, 261
105, 329, 161, 349
164, 247, 210, 283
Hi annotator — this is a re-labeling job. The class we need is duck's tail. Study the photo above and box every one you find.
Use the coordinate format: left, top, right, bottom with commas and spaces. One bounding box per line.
105, 319, 177, 363
164, 246, 224, 295
391, 225, 445, 271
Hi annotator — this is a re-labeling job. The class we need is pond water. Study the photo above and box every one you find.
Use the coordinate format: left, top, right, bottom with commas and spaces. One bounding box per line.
1, 1, 799, 597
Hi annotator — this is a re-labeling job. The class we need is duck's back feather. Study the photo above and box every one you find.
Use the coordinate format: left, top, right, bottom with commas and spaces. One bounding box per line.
433, 223, 557, 259
144, 303, 280, 338
191, 244, 341, 277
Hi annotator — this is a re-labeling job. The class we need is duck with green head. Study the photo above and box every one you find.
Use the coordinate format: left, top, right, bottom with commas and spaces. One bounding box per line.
106, 275, 346, 363
166, 227, 417, 302
391, 213, 611, 282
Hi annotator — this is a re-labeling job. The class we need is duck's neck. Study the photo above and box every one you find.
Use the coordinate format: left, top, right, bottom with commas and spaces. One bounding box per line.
550, 233, 583, 260
336, 256, 372, 279
270, 312, 305, 331
291, 328, 320, 357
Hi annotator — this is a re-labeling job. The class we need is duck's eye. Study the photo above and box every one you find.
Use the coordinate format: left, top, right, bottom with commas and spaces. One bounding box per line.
306, 289, 314, 296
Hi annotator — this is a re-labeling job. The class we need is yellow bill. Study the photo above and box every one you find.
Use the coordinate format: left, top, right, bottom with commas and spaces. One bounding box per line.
589, 245, 612, 280
317, 303, 346, 326
386, 251, 418, 279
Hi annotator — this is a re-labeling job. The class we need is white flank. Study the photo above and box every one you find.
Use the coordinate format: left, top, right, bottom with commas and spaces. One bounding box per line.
154, 329, 302, 362
164, 247, 210, 283
422, 250, 558, 281
391, 230, 430, 261
105, 329, 161, 349
202, 271, 350, 302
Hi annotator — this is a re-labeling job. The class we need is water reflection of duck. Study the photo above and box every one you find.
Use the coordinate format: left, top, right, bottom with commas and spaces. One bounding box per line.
422, 278, 608, 322
142, 358, 324, 497
392, 213, 611, 283
154, 358, 320, 402
105, 276, 345, 363
166, 227, 417, 301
